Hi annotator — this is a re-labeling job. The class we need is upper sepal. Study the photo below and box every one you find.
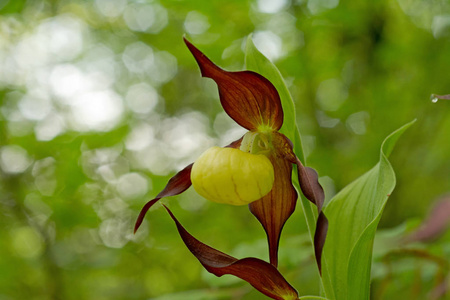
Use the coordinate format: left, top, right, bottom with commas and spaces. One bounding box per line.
184, 37, 283, 131
163, 204, 299, 300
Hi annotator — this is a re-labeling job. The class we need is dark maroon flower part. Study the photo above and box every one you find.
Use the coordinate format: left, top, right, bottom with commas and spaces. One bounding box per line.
134, 38, 328, 299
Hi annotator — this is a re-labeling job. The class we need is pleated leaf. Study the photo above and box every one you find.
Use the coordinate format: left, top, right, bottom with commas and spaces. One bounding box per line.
322, 120, 415, 300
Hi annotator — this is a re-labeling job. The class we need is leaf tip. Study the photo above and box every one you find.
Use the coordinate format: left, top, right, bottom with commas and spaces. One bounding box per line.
381, 119, 416, 158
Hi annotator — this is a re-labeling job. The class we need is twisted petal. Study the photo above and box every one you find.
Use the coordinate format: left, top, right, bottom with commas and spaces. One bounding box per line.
134, 163, 193, 233
134, 138, 243, 233
184, 37, 283, 131
295, 161, 328, 274
163, 205, 299, 300
249, 134, 297, 267
275, 133, 328, 274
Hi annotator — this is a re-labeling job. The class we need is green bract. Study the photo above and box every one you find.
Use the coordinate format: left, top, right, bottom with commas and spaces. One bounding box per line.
191, 146, 275, 205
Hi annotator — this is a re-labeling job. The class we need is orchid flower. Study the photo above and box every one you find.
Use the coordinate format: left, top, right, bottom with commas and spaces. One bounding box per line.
134, 38, 328, 300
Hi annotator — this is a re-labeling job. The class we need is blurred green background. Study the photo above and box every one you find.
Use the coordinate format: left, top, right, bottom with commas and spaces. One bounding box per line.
0, 0, 449, 299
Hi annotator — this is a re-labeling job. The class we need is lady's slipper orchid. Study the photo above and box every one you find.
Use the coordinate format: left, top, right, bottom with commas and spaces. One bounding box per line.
134, 37, 328, 300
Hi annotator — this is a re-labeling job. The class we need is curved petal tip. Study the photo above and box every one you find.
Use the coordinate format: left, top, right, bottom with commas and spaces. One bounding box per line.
163, 204, 299, 300
184, 38, 283, 131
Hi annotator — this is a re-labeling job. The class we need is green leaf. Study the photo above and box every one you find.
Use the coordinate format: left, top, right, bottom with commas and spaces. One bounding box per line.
322, 120, 416, 300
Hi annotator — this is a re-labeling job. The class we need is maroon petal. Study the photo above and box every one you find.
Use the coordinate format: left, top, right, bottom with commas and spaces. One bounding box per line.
275, 133, 328, 274
249, 134, 298, 267
134, 163, 193, 233
295, 158, 328, 274
184, 37, 283, 131
163, 205, 299, 300
134, 138, 243, 233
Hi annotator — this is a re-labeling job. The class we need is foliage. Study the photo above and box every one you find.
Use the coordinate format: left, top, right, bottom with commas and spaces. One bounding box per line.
322, 120, 414, 299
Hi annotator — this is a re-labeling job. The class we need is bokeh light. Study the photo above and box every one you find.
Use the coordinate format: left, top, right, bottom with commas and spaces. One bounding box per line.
0, 0, 449, 299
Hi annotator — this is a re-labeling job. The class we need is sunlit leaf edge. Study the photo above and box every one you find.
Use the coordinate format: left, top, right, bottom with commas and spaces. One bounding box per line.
346, 119, 416, 299
322, 120, 416, 300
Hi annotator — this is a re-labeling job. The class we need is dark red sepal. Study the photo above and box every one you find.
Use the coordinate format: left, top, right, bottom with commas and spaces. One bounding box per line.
163, 205, 299, 300
184, 37, 283, 131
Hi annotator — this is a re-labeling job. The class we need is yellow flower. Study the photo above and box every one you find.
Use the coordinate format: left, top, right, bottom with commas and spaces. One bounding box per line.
191, 146, 274, 205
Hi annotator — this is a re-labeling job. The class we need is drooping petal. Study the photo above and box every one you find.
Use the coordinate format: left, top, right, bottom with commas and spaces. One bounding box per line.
134, 163, 193, 233
249, 140, 297, 267
295, 160, 328, 274
163, 204, 299, 300
274, 133, 328, 274
184, 37, 283, 131
134, 137, 243, 233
